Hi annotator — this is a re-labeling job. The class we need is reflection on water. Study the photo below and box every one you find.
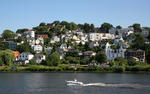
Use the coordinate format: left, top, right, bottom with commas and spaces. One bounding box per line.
0, 73, 150, 94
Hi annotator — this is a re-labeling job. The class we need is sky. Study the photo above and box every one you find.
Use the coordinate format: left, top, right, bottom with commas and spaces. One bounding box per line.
0, 0, 150, 33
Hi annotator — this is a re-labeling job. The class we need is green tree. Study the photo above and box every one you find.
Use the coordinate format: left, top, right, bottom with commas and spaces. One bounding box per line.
0, 49, 14, 66
33, 26, 50, 34
46, 51, 60, 66
0, 43, 8, 50
132, 23, 141, 32
114, 57, 128, 66
78, 24, 84, 30
39, 22, 46, 26
16, 29, 28, 33
83, 23, 90, 33
44, 38, 50, 46
53, 21, 60, 26
128, 58, 137, 66
95, 52, 107, 64
90, 24, 95, 32
65, 56, 80, 64
131, 33, 145, 50
116, 25, 122, 29
69, 22, 77, 30
2, 30, 15, 39
60, 21, 69, 26
66, 50, 79, 57
16, 42, 31, 53
17, 36, 22, 43
100, 22, 113, 33
29, 59, 36, 65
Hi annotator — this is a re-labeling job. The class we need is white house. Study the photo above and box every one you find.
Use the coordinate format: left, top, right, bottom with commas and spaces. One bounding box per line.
50, 36, 60, 43
79, 34, 88, 42
36, 37, 44, 45
109, 27, 134, 37
89, 33, 101, 41
105, 43, 125, 61
23, 30, 35, 38
34, 54, 46, 64
32, 45, 43, 53
57, 44, 68, 54
89, 33, 115, 41
89, 42, 99, 48
28, 30, 35, 38
18, 52, 34, 64
113, 36, 124, 44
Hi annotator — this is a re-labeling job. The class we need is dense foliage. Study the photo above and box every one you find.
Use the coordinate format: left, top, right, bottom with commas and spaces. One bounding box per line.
0, 50, 14, 66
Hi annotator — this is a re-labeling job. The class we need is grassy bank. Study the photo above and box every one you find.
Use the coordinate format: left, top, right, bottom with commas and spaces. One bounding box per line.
0, 64, 150, 73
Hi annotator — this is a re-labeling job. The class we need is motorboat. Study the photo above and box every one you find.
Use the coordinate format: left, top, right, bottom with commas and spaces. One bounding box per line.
66, 79, 83, 86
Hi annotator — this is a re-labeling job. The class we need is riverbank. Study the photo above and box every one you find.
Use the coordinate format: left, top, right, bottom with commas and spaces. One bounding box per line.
1, 64, 150, 73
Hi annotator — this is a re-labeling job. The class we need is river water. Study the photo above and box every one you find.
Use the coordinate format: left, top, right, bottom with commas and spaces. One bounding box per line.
0, 73, 150, 94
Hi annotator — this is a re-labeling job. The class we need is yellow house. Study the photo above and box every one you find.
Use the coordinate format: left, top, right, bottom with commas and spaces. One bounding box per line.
72, 35, 80, 41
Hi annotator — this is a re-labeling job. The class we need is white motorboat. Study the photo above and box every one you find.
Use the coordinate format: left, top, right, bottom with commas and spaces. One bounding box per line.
66, 79, 83, 86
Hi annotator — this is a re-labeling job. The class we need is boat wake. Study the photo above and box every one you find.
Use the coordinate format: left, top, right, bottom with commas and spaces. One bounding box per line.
82, 83, 150, 89
66, 80, 150, 89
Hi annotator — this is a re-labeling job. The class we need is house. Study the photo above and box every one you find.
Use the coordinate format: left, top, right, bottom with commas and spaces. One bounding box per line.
34, 54, 46, 64
113, 36, 129, 49
72, 35, 80, 41
8, 41, 17, 50
88, 33, 115, 41
27, 37, 35, 45
45, 47, 53, 54
32, 45, 43, 53
37, 34, 48, 39
18, 52, 34, 64
141, 28, 149, 37
18, 52, 34, 61
89, 33, 101, 41
28, 30, 35, 38
72, 35, 80, 44
105, 43, 125, 61
79, 34, 89, 44
57, 44, 68, 54
83, 51, 96, 58
109, 27, 134, 37
13, 51, 20, 61
88, 42, 99, 48
23, 30, 35, 38
113, 36, 124, 44
109, 27, 117, 35
35, 37, 44, 45
125, 49, 145, 62
50, 36, 60, 43
126, 31, 134, 36
100, 33, 115, 40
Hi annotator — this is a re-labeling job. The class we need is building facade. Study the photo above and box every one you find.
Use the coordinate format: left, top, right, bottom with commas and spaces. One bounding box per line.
125, 49, 145, 62
105, 43, 125, 61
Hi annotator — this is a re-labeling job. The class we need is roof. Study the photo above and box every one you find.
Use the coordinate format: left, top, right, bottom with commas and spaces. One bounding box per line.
83, 51, 95, 55
21, 52, 33, 55
126, 49, 145, 52
13, 51, 20, 58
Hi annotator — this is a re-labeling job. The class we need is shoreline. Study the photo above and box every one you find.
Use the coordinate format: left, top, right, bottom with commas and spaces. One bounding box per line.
0, 70, 150, 74
1, 65, 150, 73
